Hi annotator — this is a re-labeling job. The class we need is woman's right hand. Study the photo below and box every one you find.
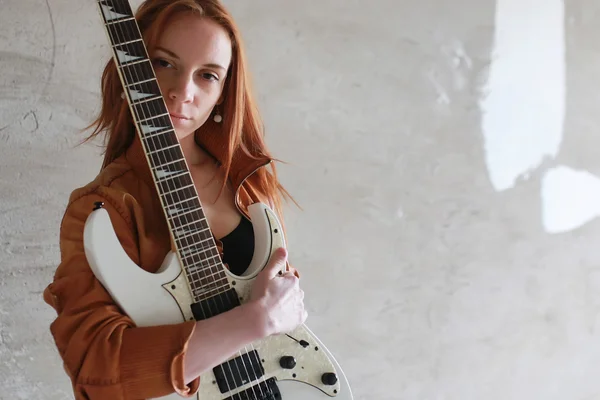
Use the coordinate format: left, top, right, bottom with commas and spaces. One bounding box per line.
249, 248, 308, 337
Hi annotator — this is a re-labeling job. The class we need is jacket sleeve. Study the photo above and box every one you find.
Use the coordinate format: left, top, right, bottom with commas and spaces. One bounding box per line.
43, 191, 200, 399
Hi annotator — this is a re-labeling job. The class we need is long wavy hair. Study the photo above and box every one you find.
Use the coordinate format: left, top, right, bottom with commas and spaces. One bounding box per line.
82, 0, 296, 224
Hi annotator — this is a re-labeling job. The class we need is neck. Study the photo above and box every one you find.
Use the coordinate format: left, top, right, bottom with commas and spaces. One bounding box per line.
179, 131, 215, 166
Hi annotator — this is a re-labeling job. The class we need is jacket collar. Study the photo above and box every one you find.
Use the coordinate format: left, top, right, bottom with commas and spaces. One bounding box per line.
125, 128, 272, 192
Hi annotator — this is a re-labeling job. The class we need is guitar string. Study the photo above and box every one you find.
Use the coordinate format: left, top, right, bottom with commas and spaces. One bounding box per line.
103, 2, 268, 399
102, 4, 244, 400
101, 3, 243, 399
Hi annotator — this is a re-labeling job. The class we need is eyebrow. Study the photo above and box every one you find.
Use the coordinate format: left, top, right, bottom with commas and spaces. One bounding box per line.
154, 46, 227, 71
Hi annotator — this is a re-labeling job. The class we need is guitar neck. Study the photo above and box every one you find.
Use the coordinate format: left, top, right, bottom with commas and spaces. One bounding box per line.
97, 0, 231, 300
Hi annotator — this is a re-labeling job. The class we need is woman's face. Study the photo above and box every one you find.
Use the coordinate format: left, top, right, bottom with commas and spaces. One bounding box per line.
150, 13, 232, 139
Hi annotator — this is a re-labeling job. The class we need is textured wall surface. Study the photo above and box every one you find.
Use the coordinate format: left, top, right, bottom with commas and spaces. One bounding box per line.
2, 0, 600, 399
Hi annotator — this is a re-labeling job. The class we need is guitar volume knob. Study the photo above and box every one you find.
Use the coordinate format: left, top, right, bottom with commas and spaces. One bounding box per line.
321, 372, 338, 385
279, 356, 297, 369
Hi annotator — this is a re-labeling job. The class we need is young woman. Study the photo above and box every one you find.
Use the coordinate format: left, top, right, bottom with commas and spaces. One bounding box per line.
43, 0, 307, 398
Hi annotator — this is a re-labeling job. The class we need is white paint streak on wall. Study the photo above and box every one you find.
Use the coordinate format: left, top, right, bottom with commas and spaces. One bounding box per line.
542, 166, 600, 233
479, 0, 565, 191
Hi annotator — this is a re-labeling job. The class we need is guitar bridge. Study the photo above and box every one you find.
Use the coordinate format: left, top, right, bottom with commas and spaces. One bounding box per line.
223, 377, 281, 400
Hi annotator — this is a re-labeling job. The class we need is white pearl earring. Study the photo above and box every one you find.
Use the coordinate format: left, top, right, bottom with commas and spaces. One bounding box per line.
213, 107, 222, 123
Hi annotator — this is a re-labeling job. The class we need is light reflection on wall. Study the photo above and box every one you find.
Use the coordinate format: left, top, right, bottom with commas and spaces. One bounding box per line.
479, 0, 600, 233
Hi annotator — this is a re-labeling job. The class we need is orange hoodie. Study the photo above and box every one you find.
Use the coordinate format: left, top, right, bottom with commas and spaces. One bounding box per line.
42, 130, 289, 399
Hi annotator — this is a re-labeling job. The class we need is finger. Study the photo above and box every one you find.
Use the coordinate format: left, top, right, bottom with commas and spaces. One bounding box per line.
281, 270, 296, 278
263, 247, 288, 279
282, 272, 300, 287
286, 265, 299, 277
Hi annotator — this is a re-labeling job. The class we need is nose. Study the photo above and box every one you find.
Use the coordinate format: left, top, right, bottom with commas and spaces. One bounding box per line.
168, 74, 194, 103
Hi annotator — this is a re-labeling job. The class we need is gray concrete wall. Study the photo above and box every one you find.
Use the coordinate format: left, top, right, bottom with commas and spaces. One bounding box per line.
2, 0, 600, 399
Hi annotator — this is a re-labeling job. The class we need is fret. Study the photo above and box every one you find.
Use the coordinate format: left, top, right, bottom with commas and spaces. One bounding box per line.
99, 1, 134, 24
133, 97, 168, 119
162, 183, 195, 197
106, 19, 142, 47
175, 229, 211, 243
156, 170, 188, 184
143, 127, 174, 140
175, 218, 209, 232
182, 251, 221, 270
177, 233, 212, 252
113, 38, 144, 47
190, 276, 229, 292
156, 173, 194, 195
168, 197, 200, 210
119, 58, 149, 68
139, 111, 168, 123
143, 125, 176, 144
99, 0, 134, 16
189, 266, 227, 284
171, 218, 207, 242
190, 286, 223, 302
147, 144, 184, 166
177, 229, 211, 244
114, 42, 148, 67
105, 16, 135, 25
188, 275, 224, 294
153, 158, 187, 171
121, 60, 155, 86
143, 130, 178, 152
189, 266, 226, 283
169, 210, 205, 231
160, 185, 196, 205
173, 222, 208, 239
186, 261, 221, 275
154, 168, 189, 184
193, 278, 229, 293
162, 184, 198, 207
142, 132, 175, 155
185, 245, 220, 262
191, 282, 230, 301
126, 77, 157, 89
139, 123, 172, 138
167, 206, 200, 220
131, 94, 163, 106
180, 245, 210, 260
179, 242, 215, 261
142, 130, 177, 152
137, 117, 169, 134
148, 143, 179, 155
127, 79, 161, 102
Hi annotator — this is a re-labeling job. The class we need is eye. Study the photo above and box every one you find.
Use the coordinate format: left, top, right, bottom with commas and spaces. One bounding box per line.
201, 72, 219, 82
153, 58, 173, 69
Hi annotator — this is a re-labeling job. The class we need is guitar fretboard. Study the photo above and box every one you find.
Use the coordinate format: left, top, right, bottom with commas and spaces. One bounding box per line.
97, 0, 230, 301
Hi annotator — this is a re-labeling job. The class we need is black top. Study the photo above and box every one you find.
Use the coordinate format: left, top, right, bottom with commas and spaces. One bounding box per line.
220, 216, 255, 276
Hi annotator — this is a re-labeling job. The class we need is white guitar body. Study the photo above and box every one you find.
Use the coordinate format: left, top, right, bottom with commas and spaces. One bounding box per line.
84, 202, 353, 400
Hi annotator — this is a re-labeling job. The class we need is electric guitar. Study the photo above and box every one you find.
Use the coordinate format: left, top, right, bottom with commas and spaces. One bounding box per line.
83, 1, 354, 399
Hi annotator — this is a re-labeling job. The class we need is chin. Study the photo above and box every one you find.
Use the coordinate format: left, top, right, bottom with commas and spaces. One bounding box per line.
174, 129, 196, 140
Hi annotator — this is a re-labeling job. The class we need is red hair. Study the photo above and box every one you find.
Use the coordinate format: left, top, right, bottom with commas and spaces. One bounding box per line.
82, 0, 296, 225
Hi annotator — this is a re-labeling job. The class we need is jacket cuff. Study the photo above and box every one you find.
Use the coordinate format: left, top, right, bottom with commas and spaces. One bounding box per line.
120, 321, 200, 398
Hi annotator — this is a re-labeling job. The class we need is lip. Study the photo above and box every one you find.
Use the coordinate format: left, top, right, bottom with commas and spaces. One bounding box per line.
170, 113, 189, 120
